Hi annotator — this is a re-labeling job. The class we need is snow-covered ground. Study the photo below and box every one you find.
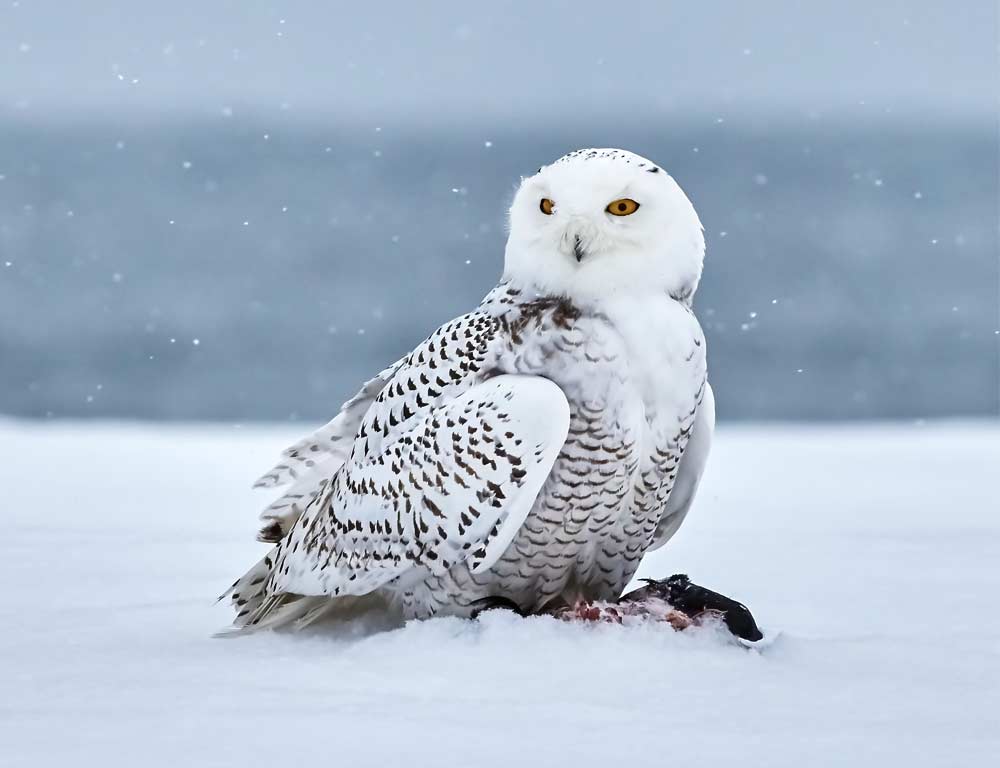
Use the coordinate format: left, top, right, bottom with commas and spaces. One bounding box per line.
2, 420, 997, 767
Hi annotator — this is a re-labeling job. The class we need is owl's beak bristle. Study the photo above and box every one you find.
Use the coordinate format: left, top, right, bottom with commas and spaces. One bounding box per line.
573, 235, 585, 262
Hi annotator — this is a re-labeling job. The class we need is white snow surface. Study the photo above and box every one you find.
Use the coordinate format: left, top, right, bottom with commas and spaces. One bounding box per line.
2, 419, 998, 767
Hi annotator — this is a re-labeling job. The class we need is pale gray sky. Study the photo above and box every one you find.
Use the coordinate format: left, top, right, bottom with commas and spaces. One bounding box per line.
1, 0, 997, 121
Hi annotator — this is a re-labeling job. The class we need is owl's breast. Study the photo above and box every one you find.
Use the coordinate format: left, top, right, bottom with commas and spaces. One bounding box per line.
443, 291, 707, 609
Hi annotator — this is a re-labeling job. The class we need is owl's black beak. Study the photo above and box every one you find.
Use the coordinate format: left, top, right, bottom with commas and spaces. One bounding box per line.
573, 235, 586, 262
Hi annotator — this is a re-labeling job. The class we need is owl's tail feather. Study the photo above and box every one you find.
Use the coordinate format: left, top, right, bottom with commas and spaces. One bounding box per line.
216, 550, 281, 630
216, 553, 394, 636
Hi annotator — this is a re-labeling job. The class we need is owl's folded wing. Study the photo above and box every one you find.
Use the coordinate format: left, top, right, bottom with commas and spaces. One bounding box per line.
234, 375, 569, 628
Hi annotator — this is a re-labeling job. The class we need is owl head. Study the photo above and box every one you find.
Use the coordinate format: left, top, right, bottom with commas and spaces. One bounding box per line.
503, 148, 705, 305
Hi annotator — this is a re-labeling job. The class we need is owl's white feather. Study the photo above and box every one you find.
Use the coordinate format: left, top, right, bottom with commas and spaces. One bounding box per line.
648, 382, 715, 551
224, 148, 714, 630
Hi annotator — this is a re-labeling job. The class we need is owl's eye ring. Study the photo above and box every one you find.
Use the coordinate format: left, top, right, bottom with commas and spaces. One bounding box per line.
606, 198, 640, 216
539, 198, 555, 215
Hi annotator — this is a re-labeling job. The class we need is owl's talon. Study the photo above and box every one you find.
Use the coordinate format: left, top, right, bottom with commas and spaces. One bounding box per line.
621, 573, 763, 641
469, 595, 530, 619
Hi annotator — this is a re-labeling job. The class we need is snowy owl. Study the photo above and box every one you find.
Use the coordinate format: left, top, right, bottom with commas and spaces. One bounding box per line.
224, 148, 758, 639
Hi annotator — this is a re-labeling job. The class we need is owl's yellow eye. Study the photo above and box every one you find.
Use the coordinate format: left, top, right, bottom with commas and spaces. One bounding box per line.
606, 198, 640, 216
539, 198, 555, 215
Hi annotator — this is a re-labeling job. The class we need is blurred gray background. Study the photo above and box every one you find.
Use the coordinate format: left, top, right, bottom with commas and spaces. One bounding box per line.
1, 0, 997, 422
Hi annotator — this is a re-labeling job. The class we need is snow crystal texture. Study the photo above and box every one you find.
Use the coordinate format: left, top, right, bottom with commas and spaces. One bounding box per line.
1, 420, 997, 767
